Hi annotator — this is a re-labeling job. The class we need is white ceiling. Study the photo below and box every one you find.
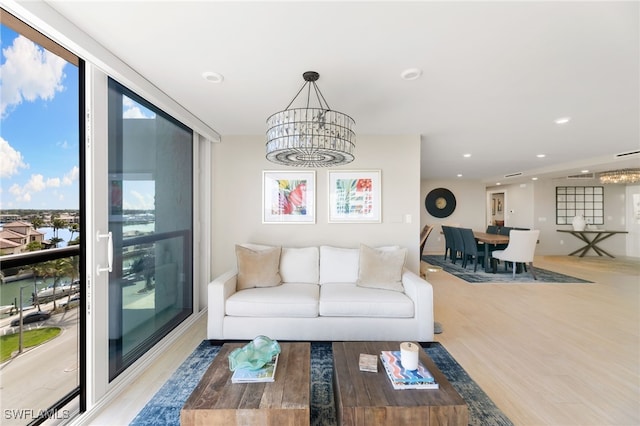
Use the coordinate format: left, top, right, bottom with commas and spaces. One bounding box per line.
43, 1, 639, 183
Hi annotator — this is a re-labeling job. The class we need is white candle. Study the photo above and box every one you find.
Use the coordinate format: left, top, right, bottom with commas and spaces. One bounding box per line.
400, 341, 419, 370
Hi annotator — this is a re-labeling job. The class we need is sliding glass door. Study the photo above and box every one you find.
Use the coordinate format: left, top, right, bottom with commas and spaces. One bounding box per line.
106, 78, 193, 380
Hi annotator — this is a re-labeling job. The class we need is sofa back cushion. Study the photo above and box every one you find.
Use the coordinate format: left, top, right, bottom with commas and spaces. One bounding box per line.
319, 246, 360, 284
235, 245, 282, 290
280, 247, 319, 284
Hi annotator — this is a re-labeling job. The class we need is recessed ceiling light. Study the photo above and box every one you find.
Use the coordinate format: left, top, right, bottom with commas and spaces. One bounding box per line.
554, 117, 571, 124
531, 177, 538, 181
496, 182, 501, 186
536, 154, 546, 158
202, 71, 224, 83
400, 68, 422, 81
581, 169, 590, 173
463, 153, 471, 158
457, 174, 463, 177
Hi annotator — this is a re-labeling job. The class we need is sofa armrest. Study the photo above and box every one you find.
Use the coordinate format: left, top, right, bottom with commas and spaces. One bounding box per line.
402, 268, 435, 340
207, 269, 238, 339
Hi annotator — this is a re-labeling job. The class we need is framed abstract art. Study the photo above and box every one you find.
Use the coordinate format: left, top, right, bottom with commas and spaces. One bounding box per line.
328, 170, 381, 223
262, 171, 316, 224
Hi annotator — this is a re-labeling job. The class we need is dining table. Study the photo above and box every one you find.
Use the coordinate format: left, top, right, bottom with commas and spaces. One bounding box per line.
473, 231, 510, 272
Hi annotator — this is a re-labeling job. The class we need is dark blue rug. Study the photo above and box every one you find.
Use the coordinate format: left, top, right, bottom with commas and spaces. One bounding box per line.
130, 341, 512, 426
423, 255, 592, 284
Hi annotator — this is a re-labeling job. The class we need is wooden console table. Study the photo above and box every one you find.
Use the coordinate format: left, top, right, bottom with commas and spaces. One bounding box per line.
556, 229, 628, 258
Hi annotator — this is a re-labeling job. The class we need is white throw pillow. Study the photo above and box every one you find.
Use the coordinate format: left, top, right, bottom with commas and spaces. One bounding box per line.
319, 246, 360, 284
356, 244, 407, 292
280, 247, 319, 283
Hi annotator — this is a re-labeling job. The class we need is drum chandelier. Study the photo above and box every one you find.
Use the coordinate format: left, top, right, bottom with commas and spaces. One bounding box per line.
266, 71, 355, 167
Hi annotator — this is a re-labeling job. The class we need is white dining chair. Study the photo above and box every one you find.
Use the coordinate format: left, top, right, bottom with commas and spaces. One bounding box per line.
491, 230, 540, 279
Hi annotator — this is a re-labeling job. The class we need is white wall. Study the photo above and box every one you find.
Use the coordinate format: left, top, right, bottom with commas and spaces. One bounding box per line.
212, 135, 422, 278
420, 179, 487, 254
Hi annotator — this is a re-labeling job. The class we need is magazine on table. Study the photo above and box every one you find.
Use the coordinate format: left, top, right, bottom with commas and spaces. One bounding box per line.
231, 354, 279, 383
380, 351, 438, 389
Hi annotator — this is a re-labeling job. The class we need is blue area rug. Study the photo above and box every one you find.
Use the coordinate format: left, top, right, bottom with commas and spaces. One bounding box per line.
423, 255, 592, 284
130, 341, 512, 426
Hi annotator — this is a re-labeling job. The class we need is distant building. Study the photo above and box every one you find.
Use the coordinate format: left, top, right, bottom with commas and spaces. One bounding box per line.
57, 213, 79, 224
0, 214, 20, 224
0, 221, 46, 255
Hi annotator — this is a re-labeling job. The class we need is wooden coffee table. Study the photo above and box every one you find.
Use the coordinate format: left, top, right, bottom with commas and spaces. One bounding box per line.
332, 341, 468, 426
181, 342, 310, 426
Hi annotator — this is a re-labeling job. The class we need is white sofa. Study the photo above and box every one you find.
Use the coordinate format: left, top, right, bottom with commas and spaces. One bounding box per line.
207, 244, 434, 342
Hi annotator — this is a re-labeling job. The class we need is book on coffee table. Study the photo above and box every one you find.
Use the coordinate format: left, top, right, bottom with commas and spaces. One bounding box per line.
231, 354, 279, 383
380, 351, 439, 389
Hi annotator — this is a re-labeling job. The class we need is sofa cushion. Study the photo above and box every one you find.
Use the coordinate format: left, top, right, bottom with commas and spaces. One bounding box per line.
280, 247, 319, 284
319, 246, 359, 284
356, 244, 407, 292
235, 245, 282, 290
226, 283, 319, 318
319, 283, 414, 317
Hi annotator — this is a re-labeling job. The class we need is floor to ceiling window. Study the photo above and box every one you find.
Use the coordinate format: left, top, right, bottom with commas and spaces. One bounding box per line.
106, 78, 194, 380
0, 8, 83, 425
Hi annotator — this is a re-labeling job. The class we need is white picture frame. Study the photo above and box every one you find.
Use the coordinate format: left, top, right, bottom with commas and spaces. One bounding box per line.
328, 170, 381, 223
262, 171, 316, 224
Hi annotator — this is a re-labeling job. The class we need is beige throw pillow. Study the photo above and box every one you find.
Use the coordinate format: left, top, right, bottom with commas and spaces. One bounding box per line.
235, 245, 282, 291
357, 244, 407, 292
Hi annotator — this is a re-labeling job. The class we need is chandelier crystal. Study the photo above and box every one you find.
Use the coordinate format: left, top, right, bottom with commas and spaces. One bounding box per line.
599, 168, 640, 184
266, 71, 355, 167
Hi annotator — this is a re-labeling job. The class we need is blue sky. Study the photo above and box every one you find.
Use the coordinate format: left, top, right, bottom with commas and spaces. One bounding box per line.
1, 24, 79, 210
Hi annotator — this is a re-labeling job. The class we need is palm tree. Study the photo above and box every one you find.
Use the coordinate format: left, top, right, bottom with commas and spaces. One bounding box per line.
131, 252, 155, 293
51, 217, 67, 240
40, 257, 76, 311
49, 237, 64, 248
30, 216, 44, 230
28, 262, 50, 311
68, 223, 80, 244
63, 255, 81, 309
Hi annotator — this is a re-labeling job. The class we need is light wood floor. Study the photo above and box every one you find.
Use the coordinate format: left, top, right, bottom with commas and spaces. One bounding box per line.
87, 255, 639, 426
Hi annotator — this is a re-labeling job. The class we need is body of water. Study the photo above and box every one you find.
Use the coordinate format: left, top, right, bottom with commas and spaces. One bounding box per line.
1, 223, 154, 309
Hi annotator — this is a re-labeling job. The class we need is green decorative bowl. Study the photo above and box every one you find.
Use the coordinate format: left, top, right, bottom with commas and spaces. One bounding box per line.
228, 335, 281, 371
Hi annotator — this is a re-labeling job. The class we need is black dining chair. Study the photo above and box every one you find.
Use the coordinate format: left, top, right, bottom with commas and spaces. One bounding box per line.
498, 226, 512, 236
460, 227, 485, 271
486, 225, 499, 234
450, 227, 465, 264
441, 225, 455, 261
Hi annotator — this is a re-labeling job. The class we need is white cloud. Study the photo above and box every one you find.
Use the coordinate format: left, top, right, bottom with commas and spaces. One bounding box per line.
1, 35, 67, 118
47, 177, 61, 187
26, 174, 46, 192
6, 169, 73, 203
9, 182, 31, 202
0, 137, 28, 177
123, 105, 150, 119
57, 140, 70, 149
125, 190, 154, 210
63, 166, 79, 185
123, 95, 155, 119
